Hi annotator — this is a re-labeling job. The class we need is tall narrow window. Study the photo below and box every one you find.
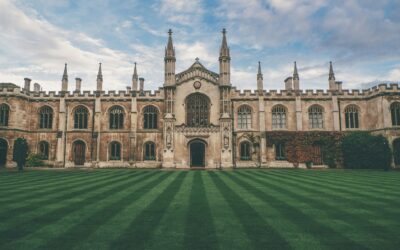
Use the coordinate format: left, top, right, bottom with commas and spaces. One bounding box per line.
39, 106, 53, 129
186, 93, 209, 127
0, 104, 10, 126
391, 102, 400, 126
143, 106, 158, 129
38, 141, 49, 160
144, 142, 156, 160
309, 105, 324, 129
238, 105, 252, 129
275, 143, 286, 160
345, 105, 359, 129
74, 106, 88, 129
240, 141, 251, 161
109, 141, 121, 160
272, 105, 287, 129
109, 106, 124, 129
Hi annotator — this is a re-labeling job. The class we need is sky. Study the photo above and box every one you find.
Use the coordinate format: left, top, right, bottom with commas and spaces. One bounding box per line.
0, 0, 399, 91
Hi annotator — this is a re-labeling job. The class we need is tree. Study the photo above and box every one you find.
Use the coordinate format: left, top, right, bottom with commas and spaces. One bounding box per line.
12, 138, 29, 171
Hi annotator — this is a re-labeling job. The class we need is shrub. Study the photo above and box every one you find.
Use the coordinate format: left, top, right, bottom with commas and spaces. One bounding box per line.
341, 132, 391, 170
26, 154, 45, 167
12, 138, 29, 171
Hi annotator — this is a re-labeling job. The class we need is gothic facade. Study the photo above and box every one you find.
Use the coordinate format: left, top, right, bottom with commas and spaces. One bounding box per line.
1, 29, 400, 169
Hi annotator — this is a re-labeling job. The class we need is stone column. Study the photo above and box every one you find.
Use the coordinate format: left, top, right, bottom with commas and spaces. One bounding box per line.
295, 96, 303, 131
56, 97, 66, 166
332, 95, 340, 131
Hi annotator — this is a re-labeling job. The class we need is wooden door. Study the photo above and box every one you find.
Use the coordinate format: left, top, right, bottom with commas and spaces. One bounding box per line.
73, 141, 85, 165
190, 141, 205, 167
312, 144, 323, 165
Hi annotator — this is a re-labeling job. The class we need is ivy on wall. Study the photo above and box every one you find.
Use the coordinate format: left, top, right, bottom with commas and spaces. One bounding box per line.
265, 131, 344, 167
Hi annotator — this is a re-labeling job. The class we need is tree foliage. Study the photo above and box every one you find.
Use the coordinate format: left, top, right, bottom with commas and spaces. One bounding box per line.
12, 138, 29, 171
341, 132, 391, 170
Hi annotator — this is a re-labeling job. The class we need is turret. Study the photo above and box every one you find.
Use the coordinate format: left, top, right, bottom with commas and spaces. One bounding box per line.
257, 61, 264, 94
293, 61, 299, 90
24, 78, 31, 92
33, 83, 40, 93
164, 29, 176, 86
61, 63, 68, 92
132, 62, 138, 91
75, 78, 82, 92
96, 63, 103, 91
219, 28, 231, 86
139, 77, 144, 92
329, 61, 336, 91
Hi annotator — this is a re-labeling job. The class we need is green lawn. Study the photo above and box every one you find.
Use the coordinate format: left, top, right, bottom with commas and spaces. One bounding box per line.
0, 169, 399, 250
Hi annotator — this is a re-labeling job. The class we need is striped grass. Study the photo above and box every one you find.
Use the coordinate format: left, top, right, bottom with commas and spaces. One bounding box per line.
0, 169, 399, 250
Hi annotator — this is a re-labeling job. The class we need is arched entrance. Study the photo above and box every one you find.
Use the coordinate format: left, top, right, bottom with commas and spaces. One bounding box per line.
189, 139, 206, 167
0, 138, 8, 167
73, 140, 86, 166
393, 138, 400, 166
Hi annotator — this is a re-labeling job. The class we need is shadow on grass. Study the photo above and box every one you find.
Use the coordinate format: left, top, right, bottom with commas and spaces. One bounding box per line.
0, 171, 152, 246
228, 172, 368, 250
111, 171, 187, 249
209, 171, 291, 250
41, 171, 170, 250
183, 171, 219, 250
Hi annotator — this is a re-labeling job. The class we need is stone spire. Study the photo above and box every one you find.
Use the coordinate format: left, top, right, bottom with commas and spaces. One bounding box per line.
257, 61, 264, 93
219, 28, 231, 86
96, 63, 103, 91
164, 29, 176, 86
165, 29, 175, 58
61, 63, 68, 92
219, 28, 230, 58
329, 61, 335, 81
293, 61, 299, 90
132, 62, 138, 91
329, 61, 337, 91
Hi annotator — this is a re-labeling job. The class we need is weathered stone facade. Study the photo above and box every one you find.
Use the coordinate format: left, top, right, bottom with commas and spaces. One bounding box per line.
1, 30, 400, 169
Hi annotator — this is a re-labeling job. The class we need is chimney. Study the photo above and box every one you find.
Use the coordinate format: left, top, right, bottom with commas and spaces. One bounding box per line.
24, 78, 31, 91
75, 78, 82, 92
284, 77, 293, 90
33, 83, 40, 92
139, 78, 144, 92
335, 81, 343, 91
126, 86, 131, 92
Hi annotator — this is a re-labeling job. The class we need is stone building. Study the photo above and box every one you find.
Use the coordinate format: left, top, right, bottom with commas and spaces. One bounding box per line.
1, 29, 400, 169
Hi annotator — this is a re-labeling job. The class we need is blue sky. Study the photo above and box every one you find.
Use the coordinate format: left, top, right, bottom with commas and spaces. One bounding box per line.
0, 0, 399, 91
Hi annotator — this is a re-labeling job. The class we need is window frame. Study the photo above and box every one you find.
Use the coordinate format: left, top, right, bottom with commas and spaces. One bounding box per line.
39, 106, 53, 129
308, 105, 324, 129
272, 105, 287, 130
237, 105, 252, 129
38, 141, 50, 160
186, 93, 210, 127
391, 102, 400, 126
74, 106, 89, 129
275, 143, 286, 160
0, 104, 10, 127
344, 105, 359, 129
143, 105, 158, 129
144, 142, 156, 161
240, 141, 251, 161
109, 141, 122, 161
109, 106, 124, 130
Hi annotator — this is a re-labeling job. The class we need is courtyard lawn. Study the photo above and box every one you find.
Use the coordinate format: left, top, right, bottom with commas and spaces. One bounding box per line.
0, 169, 399, 250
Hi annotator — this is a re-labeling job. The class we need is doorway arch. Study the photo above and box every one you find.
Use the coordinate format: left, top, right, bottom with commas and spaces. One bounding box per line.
73, 140, 86, 166
0, 138, 8, 167
189, 139, 206, 167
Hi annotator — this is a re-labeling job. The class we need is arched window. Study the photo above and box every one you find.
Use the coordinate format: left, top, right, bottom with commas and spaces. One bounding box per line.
38, 141, 49, 160
240, 141, 251, 161
186, 93, 209, 127
391, 102, 400, 126
345, 105, 359, 129
275, 143, 286, 160
143, 106, 158, 129
309, 105, 324, 129
109, 141, 121, 160
0, 104, 10, 126
238, 105, 252, 129
109, 106, 124, 129
144, 142, 156, 160
74, 106, 88, 129
272, 105, 287, 129
39, 106, 53, 129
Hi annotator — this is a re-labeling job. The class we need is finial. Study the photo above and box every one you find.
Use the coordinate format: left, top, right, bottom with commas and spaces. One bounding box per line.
62, 63, 68, 80
97, 62, 103, 80
195, 57, 199, 61
293, 61, 299, 80
258, 61, 262, 74
222, 28, 226, 34
329, 61, 335, 80
168, 29, 172, 36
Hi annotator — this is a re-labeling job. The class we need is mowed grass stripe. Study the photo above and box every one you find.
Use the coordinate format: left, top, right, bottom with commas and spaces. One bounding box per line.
274, 170, 400, 204
244, 171, 399, 249
182, 171, 219, 250
0, 170, 113, 203
111, 171, 187, 250
0, 170, 145, 237
0, 170, 124, 216
146, 170, 194, 250
202, 171, 253, 249
0, 170, 94, 188
265, 170, 400, 214
32, 171, 167, 250
77, 172, 183, 249
209, 171, 292, 250
226, 171, 367, 250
